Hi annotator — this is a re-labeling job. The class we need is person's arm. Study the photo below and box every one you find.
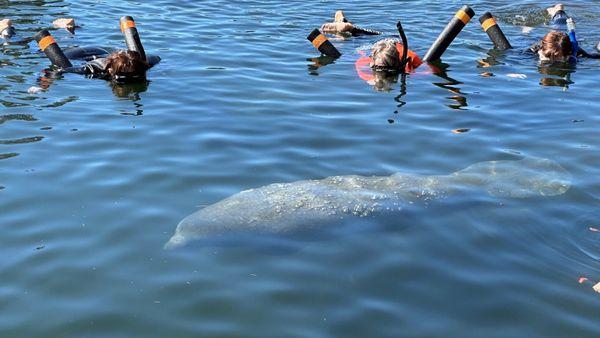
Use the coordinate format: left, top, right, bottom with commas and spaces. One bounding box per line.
350, 26, 381, 36
578, 47, 600, 59
63, 47, 112, 61
320, 22, 354, 35
529, 43, 541, 54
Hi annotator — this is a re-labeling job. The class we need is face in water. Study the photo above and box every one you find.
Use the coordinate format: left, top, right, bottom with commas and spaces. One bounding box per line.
105, 50, 149, 83
538, 31, 574, 62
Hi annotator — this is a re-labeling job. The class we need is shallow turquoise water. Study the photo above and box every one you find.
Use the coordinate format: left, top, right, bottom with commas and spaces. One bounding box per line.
1, 0, 599, 337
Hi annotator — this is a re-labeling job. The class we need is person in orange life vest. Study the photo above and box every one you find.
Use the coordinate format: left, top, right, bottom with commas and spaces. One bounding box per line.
355, 38, 423, 88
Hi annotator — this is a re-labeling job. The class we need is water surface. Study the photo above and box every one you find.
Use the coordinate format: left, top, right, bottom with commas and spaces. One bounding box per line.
1, 0, 599, 337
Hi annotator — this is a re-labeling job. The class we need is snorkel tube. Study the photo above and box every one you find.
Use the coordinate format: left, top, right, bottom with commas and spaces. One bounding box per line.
396, 20, 409, 70
423, 5, 475, 62
34, 30, 73, 69
119, 16, 147, 61
479, 12, 512, 50
307, 28, 342, 58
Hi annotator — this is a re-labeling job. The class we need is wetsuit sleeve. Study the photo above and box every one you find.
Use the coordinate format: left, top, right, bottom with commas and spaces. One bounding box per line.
62, 66, 88, 75
147, 54, 161, 67
350, 26, 381, 36
83, 58, 110, 78
578, 47, 600, 59
63, 47, 112, 61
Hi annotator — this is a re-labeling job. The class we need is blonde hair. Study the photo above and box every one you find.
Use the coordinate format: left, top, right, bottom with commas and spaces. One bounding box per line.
370, 38, 401, 71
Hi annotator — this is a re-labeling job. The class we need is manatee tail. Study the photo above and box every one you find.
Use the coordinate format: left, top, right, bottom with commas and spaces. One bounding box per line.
451, 156, 571, 198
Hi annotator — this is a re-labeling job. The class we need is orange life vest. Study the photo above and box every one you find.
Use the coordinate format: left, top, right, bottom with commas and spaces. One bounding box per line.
355, 43, 423, 82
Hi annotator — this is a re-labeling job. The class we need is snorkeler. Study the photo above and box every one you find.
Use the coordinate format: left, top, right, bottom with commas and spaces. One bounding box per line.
2, 17, 78, 46
530, 4, 600, 62
0, 19, 15, 40
320, 10, 381, 37
354, 21, 432, 92
34, 16, 160, 83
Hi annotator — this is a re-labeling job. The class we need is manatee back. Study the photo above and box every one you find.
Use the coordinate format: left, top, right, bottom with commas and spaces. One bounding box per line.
453, 157, 571, 198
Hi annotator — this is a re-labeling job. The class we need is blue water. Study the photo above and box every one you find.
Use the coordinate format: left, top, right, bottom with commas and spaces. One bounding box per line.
1, 0, 599, 337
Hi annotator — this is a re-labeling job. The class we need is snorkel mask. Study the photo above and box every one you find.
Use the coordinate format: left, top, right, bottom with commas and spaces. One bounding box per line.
370, 21, 410, 74
112, 72, 147, 84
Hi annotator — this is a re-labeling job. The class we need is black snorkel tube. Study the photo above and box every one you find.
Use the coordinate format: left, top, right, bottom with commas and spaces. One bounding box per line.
119, 16, 147, 61
34, 29, 73, 69
396, 20, 409, 71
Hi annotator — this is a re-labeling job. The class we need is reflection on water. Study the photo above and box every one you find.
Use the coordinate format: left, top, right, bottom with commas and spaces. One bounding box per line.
477, 49, 507, 69
306, 55, 337, 75
430, 64, 468, 110
0, 152, 19, 160
112, 82, 147, 115
538, 63, 575, 88
112, 81, 148, 99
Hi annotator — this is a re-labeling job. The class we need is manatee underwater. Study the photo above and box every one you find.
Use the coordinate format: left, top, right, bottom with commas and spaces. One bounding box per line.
165, 156, 571, 249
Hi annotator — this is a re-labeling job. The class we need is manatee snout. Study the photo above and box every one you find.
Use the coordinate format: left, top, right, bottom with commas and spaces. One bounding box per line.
164, 233, 186, 250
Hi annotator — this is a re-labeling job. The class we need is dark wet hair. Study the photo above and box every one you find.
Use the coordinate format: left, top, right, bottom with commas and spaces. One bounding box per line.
106, 50, 149, 82
539, 31, 573, 61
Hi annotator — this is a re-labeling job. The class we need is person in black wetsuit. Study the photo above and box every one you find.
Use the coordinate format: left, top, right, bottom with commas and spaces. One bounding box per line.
0, 19, 15, 40
35, 16, 160, 83
61, 46, 160, 83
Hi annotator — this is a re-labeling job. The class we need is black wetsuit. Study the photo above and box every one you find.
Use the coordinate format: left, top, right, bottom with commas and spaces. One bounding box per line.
350, 26, 381, 37
61, 46, 161, 79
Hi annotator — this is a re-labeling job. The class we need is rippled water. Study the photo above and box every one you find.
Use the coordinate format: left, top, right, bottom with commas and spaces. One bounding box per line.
1, 0, 599, 336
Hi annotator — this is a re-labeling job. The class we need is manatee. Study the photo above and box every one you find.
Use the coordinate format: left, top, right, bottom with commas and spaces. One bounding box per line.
165, 157, 571, 249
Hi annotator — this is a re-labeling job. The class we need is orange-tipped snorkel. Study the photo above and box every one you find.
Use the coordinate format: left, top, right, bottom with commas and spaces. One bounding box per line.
307, 28, 342, 58
119, 16, 146, 61
479, 12, 512, 50
34, 29, 73, 69
423, 5, 475, 62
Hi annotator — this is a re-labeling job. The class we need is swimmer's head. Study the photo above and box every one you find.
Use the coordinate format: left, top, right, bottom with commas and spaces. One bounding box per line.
106, 50, 149, 83
538, 31, 573, 62
0, 19, 14, 39
370, 38, 402, 72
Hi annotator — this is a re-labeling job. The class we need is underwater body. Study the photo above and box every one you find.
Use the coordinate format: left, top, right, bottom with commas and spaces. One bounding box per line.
1, 1, 600, 337
166, 157, 571, 249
